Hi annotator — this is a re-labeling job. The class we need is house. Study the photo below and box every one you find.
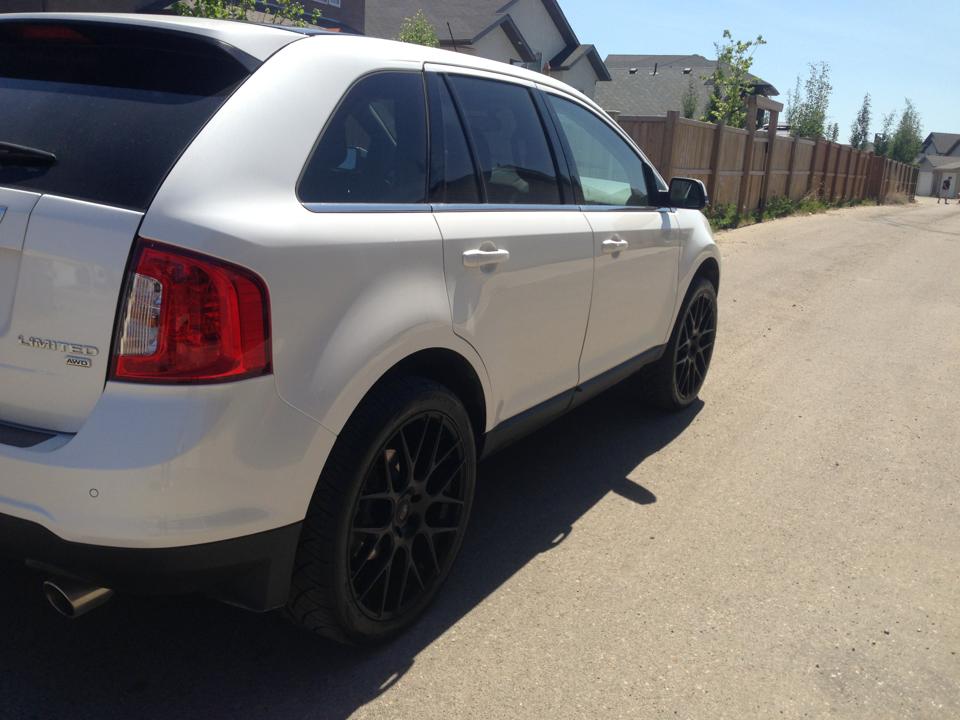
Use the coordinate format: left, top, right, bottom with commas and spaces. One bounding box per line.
363, 0, 611, 99
596, 54, 779, 123
915, 132, 960, 197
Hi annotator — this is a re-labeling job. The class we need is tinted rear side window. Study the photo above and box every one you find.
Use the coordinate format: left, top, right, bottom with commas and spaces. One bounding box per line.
0, 21, 253, 211
299, 72, 428, 205
446, 75, 561, 205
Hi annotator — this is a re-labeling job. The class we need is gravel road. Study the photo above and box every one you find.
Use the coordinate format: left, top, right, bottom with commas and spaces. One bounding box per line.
2, 198, 958, 720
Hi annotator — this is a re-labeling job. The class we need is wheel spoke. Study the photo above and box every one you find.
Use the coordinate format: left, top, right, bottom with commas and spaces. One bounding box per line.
412, 415, 431, 469
356, 555, 390, 601
421, 531, 441, 574
431, 439, 462, 475
398, 430, 415, 488
379, 550, 398, 616
423, 418, 442, 471
430, 458, 465, 498
396, 551, 412, 608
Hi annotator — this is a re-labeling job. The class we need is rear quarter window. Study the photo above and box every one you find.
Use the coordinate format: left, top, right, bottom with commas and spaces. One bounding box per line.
0, 21, 253, 211
298, 72, 428, 205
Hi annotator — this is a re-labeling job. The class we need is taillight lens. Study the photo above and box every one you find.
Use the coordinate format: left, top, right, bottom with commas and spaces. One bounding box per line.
110, 239, 271, 383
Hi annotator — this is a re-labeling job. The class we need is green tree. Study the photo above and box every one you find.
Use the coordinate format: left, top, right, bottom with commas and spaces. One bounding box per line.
786, 62, 832, 139
849, 93, 871, 150
701, 30, 766, 128
681, 76, 699, 119
397, 9, 440, 48
827, 122, 839, 142
874, 111, 895, 156
172, 0, 321, 26
889, 99, 923, 163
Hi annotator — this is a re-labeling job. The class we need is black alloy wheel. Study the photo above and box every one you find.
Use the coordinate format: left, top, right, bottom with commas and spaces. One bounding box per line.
673, 290, 716, 403
286, 377, 476, 645
643, 277, 718, 411
348, 412, 469, 621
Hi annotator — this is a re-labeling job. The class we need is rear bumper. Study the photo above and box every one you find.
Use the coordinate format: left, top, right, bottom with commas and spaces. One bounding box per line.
0, 512, 301, 611
0, 376, 336, 549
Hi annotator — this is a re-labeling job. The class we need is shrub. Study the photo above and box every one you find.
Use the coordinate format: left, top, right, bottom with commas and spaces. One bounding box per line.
707, 203, 741, 231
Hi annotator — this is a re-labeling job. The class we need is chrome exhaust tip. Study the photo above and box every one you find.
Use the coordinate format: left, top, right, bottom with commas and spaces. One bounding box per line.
43, 579, 114, 619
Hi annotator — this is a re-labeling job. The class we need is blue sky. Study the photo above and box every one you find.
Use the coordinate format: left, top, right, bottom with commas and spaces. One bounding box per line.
561, 0, 958, 138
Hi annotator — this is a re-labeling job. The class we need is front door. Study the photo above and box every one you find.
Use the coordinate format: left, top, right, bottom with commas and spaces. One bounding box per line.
428, 68, 595, 426
543, 92, 681, 382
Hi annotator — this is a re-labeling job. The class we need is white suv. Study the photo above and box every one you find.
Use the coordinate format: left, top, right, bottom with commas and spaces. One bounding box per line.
0, 14, 719, 644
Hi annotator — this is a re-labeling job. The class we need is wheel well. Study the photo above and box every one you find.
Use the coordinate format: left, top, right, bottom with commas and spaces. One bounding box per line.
381, 348, 487, 440
692, 257, 720, 292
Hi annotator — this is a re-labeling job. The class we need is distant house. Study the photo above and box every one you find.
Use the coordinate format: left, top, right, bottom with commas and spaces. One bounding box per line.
363, 0, 611, 99
596, 53, 779, 122
915, 132, 960, 197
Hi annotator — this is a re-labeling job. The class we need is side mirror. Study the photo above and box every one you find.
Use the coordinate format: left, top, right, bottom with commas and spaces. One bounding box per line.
666, 177, 709, 210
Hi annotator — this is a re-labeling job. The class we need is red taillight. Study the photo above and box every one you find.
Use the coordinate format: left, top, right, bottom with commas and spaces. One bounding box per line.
110, 239, 271, 384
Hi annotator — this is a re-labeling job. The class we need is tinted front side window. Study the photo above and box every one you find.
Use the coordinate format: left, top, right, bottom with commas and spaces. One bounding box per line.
299, 72, 427, 204
548, 95, 649, 207
447, 75, 561, 205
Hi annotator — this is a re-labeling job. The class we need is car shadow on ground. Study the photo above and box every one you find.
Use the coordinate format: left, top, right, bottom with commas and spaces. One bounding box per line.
0, 385, 701, 720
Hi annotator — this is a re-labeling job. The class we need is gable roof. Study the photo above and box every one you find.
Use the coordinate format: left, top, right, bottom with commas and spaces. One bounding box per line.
363, 0, 610, 80
919, 154, 960, 170
921, 132, 960, 156
597, 53, 777, 117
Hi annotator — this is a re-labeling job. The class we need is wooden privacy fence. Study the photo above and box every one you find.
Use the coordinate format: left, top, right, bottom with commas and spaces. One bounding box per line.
617, 110, 918, 214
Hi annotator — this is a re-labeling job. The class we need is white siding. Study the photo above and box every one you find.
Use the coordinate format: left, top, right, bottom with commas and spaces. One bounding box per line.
504, 0, 567, 65
553, 58, 600, 99
917, 171, 934, 196
470, 27, 518, 64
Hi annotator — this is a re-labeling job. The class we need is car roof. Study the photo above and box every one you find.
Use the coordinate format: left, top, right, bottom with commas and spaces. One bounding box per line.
0, 13, 598, 111
299, 33, 598, 110
0, 13, 303, 62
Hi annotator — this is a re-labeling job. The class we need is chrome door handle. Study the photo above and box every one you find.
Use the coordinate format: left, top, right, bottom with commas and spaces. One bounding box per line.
601, 238, 629, 254
462, 248, 510, 268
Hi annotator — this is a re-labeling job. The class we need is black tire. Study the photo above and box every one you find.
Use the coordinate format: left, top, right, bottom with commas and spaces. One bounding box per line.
285, 377, 476, 645
645, 277, 718, 411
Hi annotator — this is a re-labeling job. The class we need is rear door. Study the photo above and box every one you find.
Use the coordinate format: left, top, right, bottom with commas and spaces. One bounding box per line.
426, 67, 595, 426
543, 92, 680, 383
0, 19, 256, 433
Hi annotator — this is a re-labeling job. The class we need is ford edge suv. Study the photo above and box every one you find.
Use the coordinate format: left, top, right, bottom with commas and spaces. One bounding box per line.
0, 13, 720, 644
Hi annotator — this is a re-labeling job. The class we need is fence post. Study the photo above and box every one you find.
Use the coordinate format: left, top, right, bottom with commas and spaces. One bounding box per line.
661, 110, 680, 182
879, 159, 890, 203
737, 96, 759, 215
808, 140, 823, 197
707, 121, 725, 204
784, 136, 799, 200
842, 148, 855, 200
828, 144, 841, 201
760, 109, 779, 210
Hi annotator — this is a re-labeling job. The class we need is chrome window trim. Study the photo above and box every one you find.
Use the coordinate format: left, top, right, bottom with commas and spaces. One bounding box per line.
578, 205, 674, 213
302, 202, 589, 214
432, 203, 581, 213
302, 203, 433, 214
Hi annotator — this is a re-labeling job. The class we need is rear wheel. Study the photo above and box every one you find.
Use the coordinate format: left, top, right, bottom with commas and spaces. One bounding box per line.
645, 277, 717, 410
286, 377, 476, 645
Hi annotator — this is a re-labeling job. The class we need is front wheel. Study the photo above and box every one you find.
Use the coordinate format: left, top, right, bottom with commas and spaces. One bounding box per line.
285, 377, 476, 645
645, 277, 718, 411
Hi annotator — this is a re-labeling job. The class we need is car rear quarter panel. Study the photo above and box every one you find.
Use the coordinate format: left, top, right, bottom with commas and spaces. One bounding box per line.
140, 38, 494, 436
